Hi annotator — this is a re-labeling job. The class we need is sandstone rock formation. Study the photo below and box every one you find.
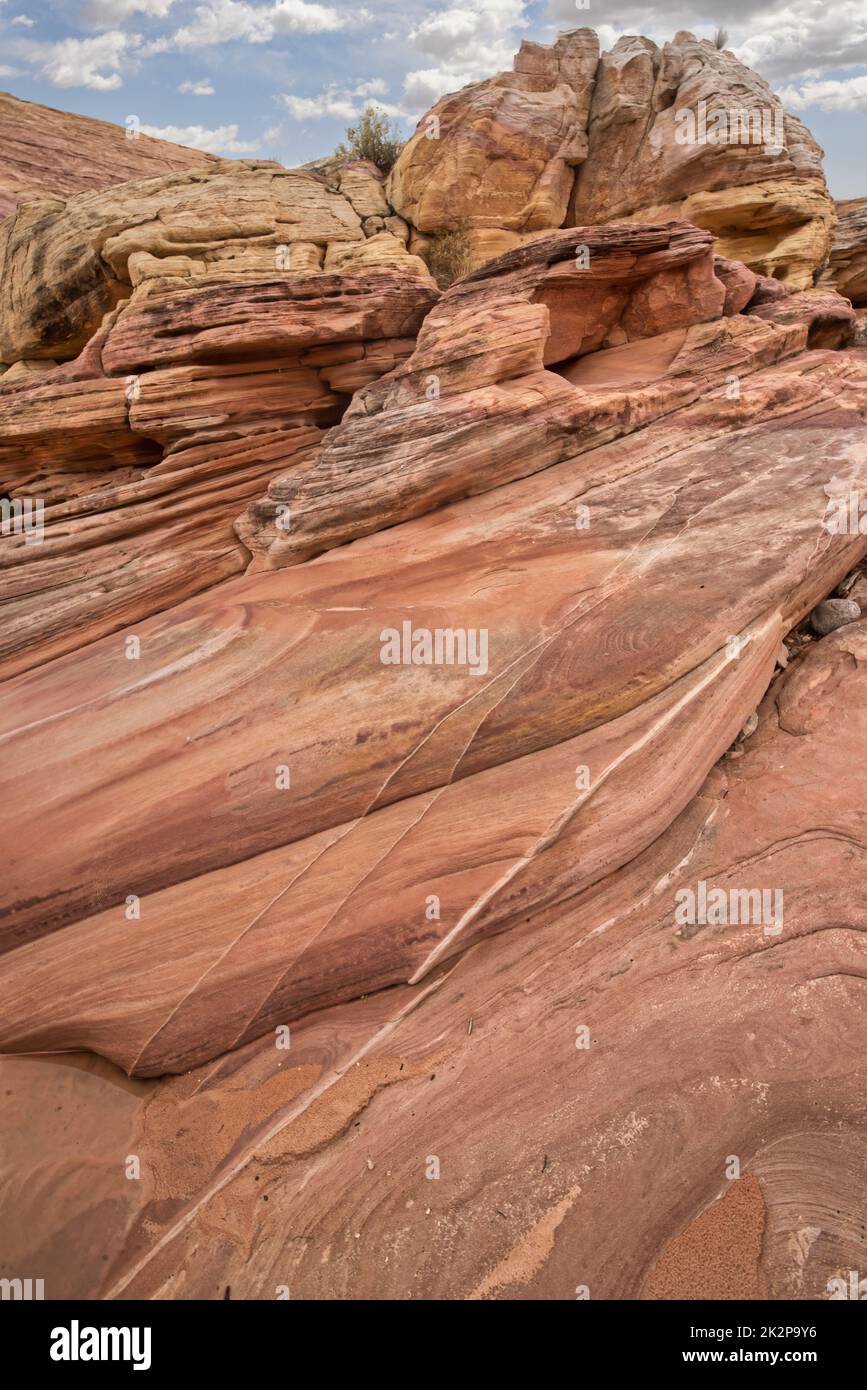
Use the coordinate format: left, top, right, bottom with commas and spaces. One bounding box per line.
240, 223, 850, 568
1, 35, 866, 1305
746, 286, 856, 348
570, 33, 834, 288
2, 616, 866, 1298
0, 166, 437, 678
388, 30, 600, 267
388, 30, 836, 289
0, 90, 220, 220
1, 222, 865, 1078
0, 162, 431, 365
823, 198, 867, 306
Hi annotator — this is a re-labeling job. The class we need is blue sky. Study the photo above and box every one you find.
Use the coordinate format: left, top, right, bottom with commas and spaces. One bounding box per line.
0, 0, 865, 196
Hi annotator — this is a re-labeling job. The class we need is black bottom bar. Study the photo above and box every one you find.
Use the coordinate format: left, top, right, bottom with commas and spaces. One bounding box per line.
4, 1298, 859, 1375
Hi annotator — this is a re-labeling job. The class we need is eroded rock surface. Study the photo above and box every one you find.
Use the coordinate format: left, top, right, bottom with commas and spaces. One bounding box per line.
1, 225, 865, 1074
388, 29, 599, 265
823, 198, 867, 307
571, 33, 833, 288
0, 168, 438, 678
0, 90, 220, 221
1, 40, 866, 1303
0, 163, 431, 365
239, 222, 848, 568
2, 621, 865, 1298
388, 30, 835, 288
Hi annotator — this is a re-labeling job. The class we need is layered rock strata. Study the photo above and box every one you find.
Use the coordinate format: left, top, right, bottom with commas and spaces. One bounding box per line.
0, 90, 220, 220
0, 41, 866, 1302
823, 198, 867, 306
0, 226, 864, 1076
239, 223, 852, 568
0, 167, 438, 678
2, 619, 865, 1297
388, 30, 836, 288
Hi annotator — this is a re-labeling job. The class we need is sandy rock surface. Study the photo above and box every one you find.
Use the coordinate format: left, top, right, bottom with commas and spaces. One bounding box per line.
0, 90, 220, 221
1, 26, 866, 1305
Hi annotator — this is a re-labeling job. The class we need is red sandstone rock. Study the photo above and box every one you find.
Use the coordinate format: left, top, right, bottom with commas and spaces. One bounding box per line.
748, 271, 795, 306
823, 198, 867, 306
746, 287, 856, 349
388, 30, 835, 287
0, 90, 220, 221
237, 223, 814, 568
1, 56, 866, 1305
714, 255, 757, 315
1, 323, 865, 1073
2, 621, 866, 1298
0, 271, 437, 679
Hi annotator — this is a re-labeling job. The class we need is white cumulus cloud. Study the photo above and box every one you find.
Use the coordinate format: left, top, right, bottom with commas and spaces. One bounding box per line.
280, 78, 398, 121
541, 0, 867, 83
400, 0, 529, 112
153, 0, 346, 50
139, 121, 260, 152
179, 78, 215, 95
282, 91, 359, 119
270, 0, 346, 33
777, 73, 867, 112
40, 31, 140, 91
736, 2, 867, 81
84, 0, 175, 21
354, 77, 388, 97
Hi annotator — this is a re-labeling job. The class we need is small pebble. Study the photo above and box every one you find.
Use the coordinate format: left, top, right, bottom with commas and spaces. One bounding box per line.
809, 597, 861, 636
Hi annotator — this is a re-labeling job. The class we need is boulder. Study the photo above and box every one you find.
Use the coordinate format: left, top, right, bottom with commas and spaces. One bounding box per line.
810, 597, 861, 634
388, 30, 836, 288
0, 163, 430, 364
387, 30, 600, 239
822, 197, 867, 306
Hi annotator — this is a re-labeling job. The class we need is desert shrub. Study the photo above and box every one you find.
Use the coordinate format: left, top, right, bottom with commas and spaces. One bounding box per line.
335, 106, 404, 172
713, 27, 729, 49
427, 221, 473, 289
